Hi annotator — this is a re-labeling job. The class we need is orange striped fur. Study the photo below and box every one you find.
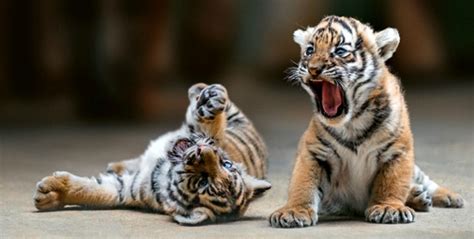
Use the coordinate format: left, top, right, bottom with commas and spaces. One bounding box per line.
270, 16, 463, 228
34, 83, 271, 225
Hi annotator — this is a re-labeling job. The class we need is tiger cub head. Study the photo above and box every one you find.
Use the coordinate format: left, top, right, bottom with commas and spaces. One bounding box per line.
168, 135, 271, 225
288, 15, 400, 125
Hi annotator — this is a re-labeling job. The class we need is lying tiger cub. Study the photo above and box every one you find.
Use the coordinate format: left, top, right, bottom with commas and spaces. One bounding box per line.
34, 83, 271, 225
270, 15, 464, 228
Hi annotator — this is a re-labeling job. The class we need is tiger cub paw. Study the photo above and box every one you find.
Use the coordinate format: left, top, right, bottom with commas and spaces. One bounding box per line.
194, 84, 228, 121
33, 171, 71, 211
269, 206, 317, 228
406, 184, 432, 212
365, 204, 415, 224
432, 187, 464, 208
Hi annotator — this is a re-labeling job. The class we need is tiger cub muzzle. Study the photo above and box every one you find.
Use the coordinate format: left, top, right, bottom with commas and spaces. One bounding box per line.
185, 144, 230, 178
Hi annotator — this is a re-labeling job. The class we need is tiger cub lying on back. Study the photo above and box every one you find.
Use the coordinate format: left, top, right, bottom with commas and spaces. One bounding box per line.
34, 83, 271, 225
270, 16, 464, 227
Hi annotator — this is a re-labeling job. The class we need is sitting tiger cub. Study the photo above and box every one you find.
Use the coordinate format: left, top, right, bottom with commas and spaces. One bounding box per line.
34, 83, 271, 225
270, 16, 464, 228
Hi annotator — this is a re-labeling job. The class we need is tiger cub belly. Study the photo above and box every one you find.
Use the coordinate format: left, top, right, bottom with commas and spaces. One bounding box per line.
320, 151, 380, 215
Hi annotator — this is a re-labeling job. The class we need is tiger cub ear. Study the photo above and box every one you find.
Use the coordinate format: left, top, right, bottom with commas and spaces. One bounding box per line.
243, 175, 272, 200
375, 28, 400, 61
293, 27, 314, 47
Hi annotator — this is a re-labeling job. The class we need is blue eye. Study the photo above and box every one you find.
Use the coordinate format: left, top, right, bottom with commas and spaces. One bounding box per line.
305, 46, 314, 56
198, 177, 208, 187
223, 161, 233, 169
335, 47, 348, 56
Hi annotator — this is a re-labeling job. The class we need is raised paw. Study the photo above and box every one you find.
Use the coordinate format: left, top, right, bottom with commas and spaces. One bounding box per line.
406, 184, 432, 212
269, 206, 317, 228
194, 84, 228, 121
366, 204, 415, 224
432, 187, 464, 208
33, 171, 71, 211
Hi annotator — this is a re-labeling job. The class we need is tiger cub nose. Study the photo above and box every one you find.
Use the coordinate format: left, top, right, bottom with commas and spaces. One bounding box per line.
197, 145, 217, 161
308, 64, 324, 77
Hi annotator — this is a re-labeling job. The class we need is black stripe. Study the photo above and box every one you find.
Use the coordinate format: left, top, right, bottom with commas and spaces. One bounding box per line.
130, 170, 140, 201
240, 129, 265, 178
333, 17, 353, 35
354, 99, 391, 143
309, 150, 332, 182
176, 186, 191, 204
352, 98, 371, 119
240, 128, 265, 160
168, 183, 190, 210
317, 136, 341, 160
230, 174, 240, 198
188, 124, 195, 134
355, 50, 367, 78
349, 18, 359, 33
226, 111, 240, 122
210, 199, 228, 208
337, 34, 346, 46
116, 174, 124, 203
187, 177, 197, 194
224, 134, 247, 165
327, 15, 335, 28
376, 139, 397, 162
322, 125, 357, 153
380, 140, 396, 154
227, 112, 246, 127
387, 153, 401, 162
151, 160, 164, 204
95, 176, 102, 185
226, 130, 257, 171
369, 53, 379, 80
352, 78, 373, 100
322, 95, 391, 153
318, 186, 324, 196
355, 37, 363, 50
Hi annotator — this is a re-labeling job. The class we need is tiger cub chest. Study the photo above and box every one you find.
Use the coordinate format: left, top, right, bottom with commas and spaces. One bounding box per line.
320, 143, 387, 214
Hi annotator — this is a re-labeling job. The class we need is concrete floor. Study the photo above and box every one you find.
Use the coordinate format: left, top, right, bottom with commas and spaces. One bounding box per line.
1, 83, 473, 238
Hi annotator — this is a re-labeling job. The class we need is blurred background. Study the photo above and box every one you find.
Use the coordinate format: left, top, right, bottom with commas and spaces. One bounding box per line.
0, 0, 473, 124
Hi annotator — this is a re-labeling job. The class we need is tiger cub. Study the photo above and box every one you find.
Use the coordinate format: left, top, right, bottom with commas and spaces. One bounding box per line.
269, 16, 464, 228
34, 83, 271, 225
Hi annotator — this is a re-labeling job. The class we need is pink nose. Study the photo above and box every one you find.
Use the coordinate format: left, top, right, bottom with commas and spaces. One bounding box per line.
196, 145, 207, 155
196, 145, 216, 159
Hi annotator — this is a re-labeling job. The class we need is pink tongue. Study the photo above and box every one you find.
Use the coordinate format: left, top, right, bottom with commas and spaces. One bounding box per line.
321, 81, 342, 117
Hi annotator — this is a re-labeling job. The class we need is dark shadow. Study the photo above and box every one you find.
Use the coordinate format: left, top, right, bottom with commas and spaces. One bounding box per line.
317, 215, 366, 224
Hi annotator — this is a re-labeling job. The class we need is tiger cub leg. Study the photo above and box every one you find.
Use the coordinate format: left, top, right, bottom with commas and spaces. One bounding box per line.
406, 165, 464, 210
106, 157, 141, 176
366, 154, 415, 223
269, 145, 321, 228
187, 83, 228, 140
34, 171, 135, 211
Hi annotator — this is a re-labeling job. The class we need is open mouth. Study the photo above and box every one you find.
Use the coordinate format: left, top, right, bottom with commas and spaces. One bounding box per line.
307, 79, 347, 118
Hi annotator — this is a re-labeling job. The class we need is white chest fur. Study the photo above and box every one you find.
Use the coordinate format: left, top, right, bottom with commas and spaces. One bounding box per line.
320, 141, 383, 214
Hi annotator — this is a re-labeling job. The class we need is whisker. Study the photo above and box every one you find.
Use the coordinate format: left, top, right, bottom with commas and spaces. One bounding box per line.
284, 66, 303, 86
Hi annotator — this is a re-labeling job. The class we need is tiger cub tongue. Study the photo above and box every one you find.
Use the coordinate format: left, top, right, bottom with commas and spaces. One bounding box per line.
321, 81, 342, 117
